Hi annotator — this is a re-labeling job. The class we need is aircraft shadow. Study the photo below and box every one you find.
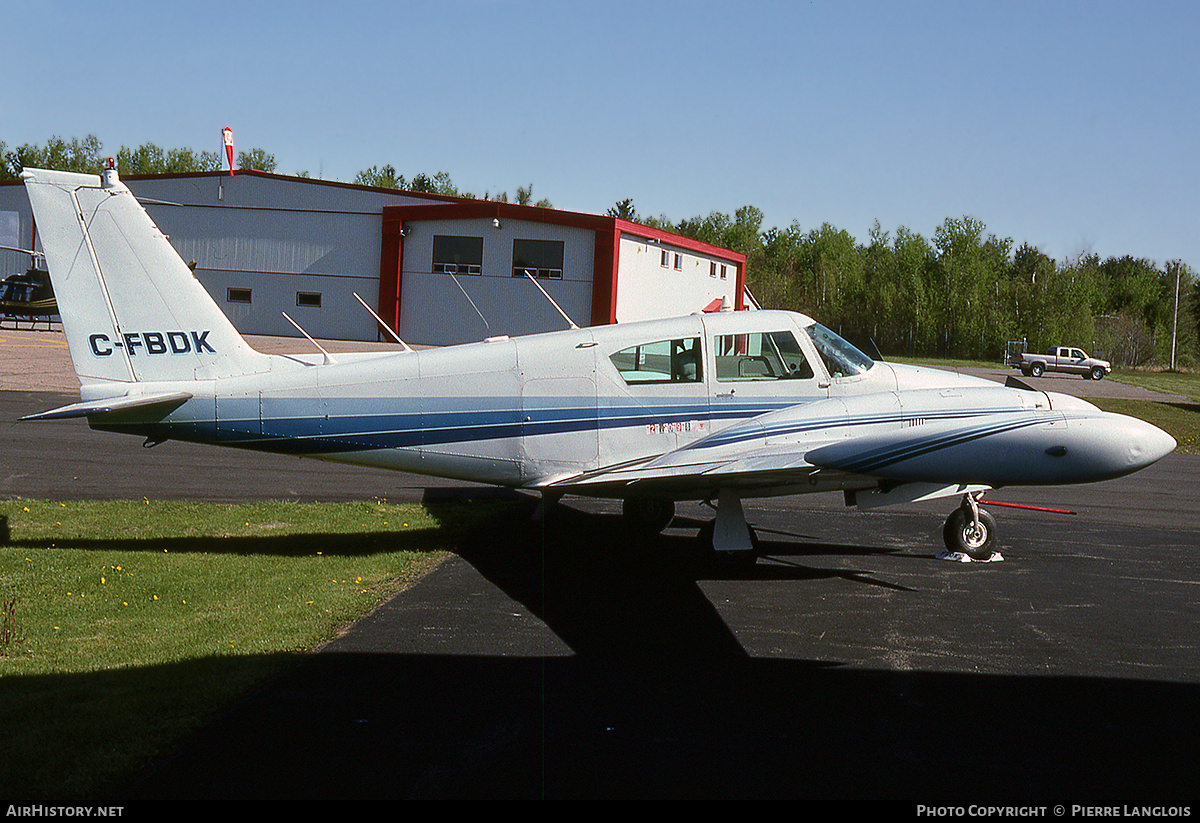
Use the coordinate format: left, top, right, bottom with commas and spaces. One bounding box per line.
107, 647, 1200, 801
13, 490, 1195, 801
435, 495, 919, 662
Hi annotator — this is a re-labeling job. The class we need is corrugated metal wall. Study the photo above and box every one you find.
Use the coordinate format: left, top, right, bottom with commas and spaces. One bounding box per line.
399, 217, 595, 346
127, 175, 438, 341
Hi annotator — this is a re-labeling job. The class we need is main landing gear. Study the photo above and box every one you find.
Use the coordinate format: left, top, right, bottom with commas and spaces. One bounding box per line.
942, 492, 997, 560
620, 491, 760, 570
622, 497, 676, 536
697, 489, 760, 570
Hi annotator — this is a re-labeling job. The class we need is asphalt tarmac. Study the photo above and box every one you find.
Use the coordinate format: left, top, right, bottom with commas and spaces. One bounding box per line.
3, 327, 1199, 801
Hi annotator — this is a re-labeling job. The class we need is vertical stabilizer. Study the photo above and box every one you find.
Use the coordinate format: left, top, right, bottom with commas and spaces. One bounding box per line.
21, 166, 269, 386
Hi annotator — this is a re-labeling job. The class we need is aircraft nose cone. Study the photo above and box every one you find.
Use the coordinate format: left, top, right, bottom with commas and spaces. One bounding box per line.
1128, 418, 1177, 468
1065, 412, 1176, 482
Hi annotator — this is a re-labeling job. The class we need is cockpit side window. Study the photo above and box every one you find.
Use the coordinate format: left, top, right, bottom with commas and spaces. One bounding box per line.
610, 337, 703, 384
712, 330, 815, 381
806, 322, 874, 378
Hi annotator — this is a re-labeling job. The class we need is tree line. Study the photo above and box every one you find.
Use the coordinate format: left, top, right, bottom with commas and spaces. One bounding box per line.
0, 135, 277, 179
0, 135, 550, 207
616, 201, 1198, 369
5, 136, 1195, 368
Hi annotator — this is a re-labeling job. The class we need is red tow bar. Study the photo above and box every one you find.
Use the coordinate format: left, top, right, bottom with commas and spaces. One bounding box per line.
980, 500, 1077, 515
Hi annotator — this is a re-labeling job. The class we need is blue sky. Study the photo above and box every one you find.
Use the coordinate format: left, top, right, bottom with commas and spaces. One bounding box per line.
6, 0, 1199, 268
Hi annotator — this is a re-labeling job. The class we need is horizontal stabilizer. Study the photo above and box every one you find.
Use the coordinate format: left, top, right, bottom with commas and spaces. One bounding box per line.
21, 391, 193, 421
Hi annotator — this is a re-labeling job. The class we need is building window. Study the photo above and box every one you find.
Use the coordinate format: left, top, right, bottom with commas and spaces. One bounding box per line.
433, 235, 483, 275
227, 287, 252, 303
710, 262, 717, 278
660, 249, 670, 268
720, 264, 727, 279
296, 291, 322, 308
674, 253, 682, 271
512, 239, 564, 279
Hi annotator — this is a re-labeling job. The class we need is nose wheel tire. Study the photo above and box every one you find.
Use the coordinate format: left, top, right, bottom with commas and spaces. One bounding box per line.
943, 507, 997, 560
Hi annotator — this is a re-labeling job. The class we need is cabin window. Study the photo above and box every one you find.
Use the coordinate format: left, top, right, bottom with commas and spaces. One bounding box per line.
806, 322, 874, 378
610, 337, 702, 384
713, 330, 814, 381
433, 235, 483, 275
227, 287, 252, 304
296, 291, 322, 308
512, 239, 563, 279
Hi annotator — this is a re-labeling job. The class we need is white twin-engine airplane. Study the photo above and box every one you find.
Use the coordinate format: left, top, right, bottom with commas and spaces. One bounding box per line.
20, 166, 1176, 566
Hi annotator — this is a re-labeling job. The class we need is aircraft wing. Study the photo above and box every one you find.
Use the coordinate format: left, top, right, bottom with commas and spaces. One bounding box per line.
550, 440, 833, 495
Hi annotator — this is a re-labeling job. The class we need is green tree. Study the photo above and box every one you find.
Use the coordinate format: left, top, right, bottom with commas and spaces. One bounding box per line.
409, 171, 461, 196
607, 198, 638, 221
4, 135, 106, 177
355, 164, 405, 189
235, 148, 276, 172
796, 222, 861, 331
930, 216, 1013, 358
116, 143, 221, 175
752, 220, 804, 311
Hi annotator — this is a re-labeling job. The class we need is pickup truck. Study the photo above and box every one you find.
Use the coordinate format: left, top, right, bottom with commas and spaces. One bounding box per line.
1012, 346, 1112, 380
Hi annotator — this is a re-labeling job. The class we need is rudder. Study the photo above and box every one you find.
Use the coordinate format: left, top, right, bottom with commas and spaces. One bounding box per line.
22, 166, 269, 386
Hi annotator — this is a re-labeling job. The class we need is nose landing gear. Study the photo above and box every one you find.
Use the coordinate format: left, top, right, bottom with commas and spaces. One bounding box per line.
943, 492, 998, 560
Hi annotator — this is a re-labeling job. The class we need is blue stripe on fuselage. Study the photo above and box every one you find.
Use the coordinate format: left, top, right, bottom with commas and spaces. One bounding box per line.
97, 398, 794, 454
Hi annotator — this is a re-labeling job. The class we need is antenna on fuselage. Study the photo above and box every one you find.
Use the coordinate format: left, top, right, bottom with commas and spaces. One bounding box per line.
448, 271, 490, 335
523, 270, 578, 330
0, 244, 44, 260
353, 292, 414, 351
281, 311, 337, 365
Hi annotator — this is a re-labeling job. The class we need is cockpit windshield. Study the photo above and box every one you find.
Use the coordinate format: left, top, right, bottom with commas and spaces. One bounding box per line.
805, 322, 874, 378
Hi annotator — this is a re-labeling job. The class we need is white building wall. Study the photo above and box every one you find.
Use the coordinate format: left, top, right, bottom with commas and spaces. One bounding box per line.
399, 217, 594, 346
614, 233, 739, 323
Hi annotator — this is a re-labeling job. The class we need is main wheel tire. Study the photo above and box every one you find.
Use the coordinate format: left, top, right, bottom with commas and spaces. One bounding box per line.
622, 498, 675, 536
1090, 366, 1105, 380
943, 507, 997, 561
1030, 363, 1044, 378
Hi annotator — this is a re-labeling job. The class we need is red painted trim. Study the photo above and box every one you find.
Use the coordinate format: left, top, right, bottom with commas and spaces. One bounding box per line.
377, 203, 749, 327
611, 218, 748, 266
380, 204, 746, 267
591, 225, 620, 325
378, 211, 405, 335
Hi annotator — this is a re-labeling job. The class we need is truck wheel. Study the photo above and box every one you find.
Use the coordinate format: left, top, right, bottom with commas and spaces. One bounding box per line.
1090, 366, 1105, 380
1030, 363, 1044, 378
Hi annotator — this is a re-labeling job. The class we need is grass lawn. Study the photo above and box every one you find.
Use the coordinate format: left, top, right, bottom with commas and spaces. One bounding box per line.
0, 498, 481, 800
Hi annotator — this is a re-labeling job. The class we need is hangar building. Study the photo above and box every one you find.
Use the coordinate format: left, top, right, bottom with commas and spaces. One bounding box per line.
0, 170, 748, 345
